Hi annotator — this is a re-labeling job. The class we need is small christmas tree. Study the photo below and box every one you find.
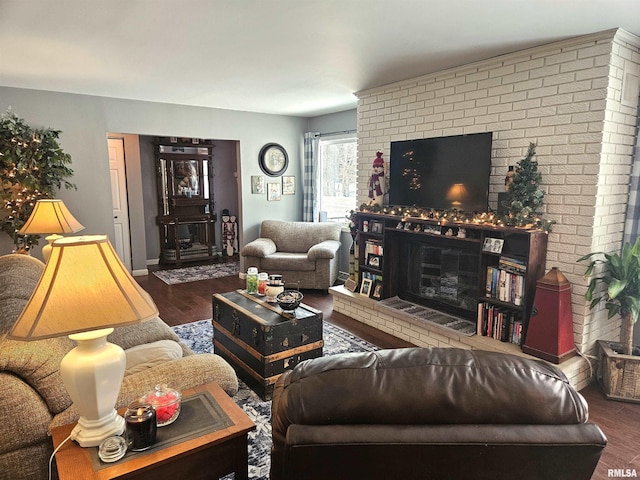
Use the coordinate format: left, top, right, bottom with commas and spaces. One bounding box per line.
502, 142, 551, 230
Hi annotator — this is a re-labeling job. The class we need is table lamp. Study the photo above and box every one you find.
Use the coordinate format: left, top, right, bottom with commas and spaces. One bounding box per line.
18, 199, 84, 261
446, 183, 469, 208
8, 235, 159, 447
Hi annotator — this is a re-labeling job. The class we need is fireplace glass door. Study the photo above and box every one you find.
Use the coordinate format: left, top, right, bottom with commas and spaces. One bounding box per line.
405, 243, 480, 320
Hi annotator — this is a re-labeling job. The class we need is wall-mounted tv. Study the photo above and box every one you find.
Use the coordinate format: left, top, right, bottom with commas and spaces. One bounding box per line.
389, 132, 493, 212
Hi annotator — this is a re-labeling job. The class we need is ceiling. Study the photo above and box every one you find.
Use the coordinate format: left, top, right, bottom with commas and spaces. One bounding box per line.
1, 0, 639, 118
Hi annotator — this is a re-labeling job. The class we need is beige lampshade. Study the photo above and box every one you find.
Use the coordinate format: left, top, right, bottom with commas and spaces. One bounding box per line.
446, 183, 469, 205
18, 199, 84, 235
9, 235, 158, 340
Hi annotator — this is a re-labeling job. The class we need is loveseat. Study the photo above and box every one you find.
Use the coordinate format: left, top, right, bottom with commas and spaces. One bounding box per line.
0, 254, 238, 480
271, 348, 607, 480
241, 220, 342, 290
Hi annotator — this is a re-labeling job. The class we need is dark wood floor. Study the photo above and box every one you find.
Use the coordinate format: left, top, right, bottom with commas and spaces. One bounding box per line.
136, 266, 640, 479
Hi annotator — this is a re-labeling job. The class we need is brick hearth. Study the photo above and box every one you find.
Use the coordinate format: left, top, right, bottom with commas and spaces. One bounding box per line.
330, 285, 592, 390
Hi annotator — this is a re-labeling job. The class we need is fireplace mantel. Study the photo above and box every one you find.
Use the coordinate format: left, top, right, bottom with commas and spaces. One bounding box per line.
353, 212, 547, 345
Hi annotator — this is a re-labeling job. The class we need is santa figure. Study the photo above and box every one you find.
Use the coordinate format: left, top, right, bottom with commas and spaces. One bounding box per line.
368, 151, 386, 206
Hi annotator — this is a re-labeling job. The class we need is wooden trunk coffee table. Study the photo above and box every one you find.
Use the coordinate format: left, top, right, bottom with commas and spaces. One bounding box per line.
51, 382, 255, 480
213, 290, 324, 400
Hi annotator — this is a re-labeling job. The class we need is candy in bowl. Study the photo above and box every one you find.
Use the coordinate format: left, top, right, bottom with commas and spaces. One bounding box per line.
140, 384, 181, 426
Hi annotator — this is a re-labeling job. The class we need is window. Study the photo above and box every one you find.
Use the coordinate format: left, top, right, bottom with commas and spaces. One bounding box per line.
318, 136, 357, 222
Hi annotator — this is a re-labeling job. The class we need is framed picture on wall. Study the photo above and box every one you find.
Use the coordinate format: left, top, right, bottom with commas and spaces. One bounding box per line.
268, 182, 281, 201
282, 176, 295, 195
252, 175, 265, 194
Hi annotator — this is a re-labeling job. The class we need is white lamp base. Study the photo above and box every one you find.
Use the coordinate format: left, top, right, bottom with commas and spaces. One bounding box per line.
60, 328, 126, 447
70, 409, 125, 447
42, 234, 63, 262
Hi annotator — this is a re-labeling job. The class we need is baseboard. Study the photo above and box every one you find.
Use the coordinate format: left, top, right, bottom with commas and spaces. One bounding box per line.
146, 258, 159, 266
132, 268, 149, 277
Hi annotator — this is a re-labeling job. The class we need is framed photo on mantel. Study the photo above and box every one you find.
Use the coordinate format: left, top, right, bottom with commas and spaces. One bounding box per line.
359, 278, 373, 297
482, 237, 504, 254
371, 281, 382, 300
344, 278, 358, 292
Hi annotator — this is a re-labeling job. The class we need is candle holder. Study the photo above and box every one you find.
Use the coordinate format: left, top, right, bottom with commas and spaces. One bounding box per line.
124, 402, 157, 451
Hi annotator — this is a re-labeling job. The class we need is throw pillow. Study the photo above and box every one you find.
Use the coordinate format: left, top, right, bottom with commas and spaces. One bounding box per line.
125, 340, 183, 375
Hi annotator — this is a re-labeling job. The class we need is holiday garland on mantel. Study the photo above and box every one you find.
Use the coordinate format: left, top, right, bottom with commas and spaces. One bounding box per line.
356, 142, 554, 233
0, 110, 76, 250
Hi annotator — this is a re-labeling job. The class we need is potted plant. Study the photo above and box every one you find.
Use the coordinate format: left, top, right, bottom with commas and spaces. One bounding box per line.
578, 236, 640, 402
0, 110, 76, 251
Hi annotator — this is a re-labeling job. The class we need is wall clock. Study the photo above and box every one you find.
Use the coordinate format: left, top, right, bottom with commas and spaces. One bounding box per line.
259, 143, 288, 177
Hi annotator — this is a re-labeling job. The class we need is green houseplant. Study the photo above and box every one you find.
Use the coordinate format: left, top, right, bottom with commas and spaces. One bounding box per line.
578, 236, 640, 356
578, 236, 640, 402
0, 110, 76, 251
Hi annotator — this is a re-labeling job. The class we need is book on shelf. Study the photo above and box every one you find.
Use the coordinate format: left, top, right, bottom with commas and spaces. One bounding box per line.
476, 302, 523, 345
364, 239, 384, 269
485, 264, 525, 305
485, 267, 500, 298
498, 255, 527, 274
360, 270, 382, 284
364, 239, 383, 256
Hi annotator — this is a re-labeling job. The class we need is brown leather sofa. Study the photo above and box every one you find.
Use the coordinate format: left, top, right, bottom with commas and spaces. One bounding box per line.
271, 348, 607, 480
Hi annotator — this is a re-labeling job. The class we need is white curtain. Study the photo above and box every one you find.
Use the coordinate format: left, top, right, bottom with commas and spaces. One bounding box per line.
302, 132, 320, 222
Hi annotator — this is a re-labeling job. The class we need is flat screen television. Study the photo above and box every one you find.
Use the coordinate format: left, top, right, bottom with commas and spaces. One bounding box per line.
389, 132, 493, 212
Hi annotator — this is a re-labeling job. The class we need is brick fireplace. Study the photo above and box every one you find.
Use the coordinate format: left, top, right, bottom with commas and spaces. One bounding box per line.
331, 28, 640, 389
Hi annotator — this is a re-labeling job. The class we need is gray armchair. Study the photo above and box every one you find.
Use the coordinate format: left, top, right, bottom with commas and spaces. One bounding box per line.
241, 220, 342, 290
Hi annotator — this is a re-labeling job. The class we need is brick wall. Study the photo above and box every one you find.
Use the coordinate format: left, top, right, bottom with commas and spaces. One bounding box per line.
355, 28, 640, 356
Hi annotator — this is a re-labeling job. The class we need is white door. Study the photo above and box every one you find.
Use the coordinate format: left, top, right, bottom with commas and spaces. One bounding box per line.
108, 138, 132, 271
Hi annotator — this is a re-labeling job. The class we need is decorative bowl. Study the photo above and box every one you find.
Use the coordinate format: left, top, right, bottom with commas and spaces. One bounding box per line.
276, 290, 303, 311
140, 384, 181, 427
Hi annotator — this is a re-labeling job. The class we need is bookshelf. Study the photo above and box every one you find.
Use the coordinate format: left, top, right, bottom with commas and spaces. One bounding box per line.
357, 219, 384, 297
354, 212, 548, 346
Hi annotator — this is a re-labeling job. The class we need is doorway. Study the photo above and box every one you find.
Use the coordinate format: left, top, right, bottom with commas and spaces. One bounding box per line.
108, 137, 132, 271
137, 135, 241, 268
107, 134, 241, 271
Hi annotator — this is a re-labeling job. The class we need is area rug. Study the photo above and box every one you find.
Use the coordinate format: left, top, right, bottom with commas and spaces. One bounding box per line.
153, 261, 239, 285
172, 319, 378, 480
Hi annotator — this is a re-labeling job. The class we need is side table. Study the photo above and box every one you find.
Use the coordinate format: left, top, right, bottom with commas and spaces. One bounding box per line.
51, 382, 255, 480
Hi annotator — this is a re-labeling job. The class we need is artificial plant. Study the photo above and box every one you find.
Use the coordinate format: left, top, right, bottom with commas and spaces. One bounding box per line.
0, 110, 76, 251
578, 236, 640, 356
501, 142, 553, 231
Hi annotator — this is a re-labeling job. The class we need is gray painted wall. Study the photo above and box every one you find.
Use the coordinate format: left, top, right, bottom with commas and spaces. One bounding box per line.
0, 86, 357, 273
308, 109, 357, 134
0, 87, 306, 271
